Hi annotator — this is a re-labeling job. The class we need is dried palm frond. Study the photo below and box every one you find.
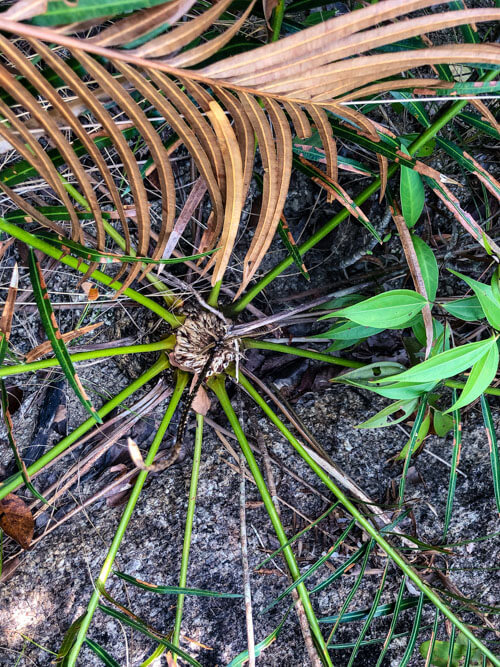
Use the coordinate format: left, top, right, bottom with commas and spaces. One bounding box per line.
0, 0, 498, 294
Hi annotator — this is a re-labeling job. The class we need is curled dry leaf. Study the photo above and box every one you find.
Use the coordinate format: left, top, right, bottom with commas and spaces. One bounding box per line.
0, 493, 34, 549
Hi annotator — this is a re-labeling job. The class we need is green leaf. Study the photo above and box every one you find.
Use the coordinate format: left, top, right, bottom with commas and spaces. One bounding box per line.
317, 320, 384, 340
356, 398, 419, 429
36, 232, 216, 266
30, 0, 170, 26
481, 395, 500, 515
85, 639, 120, 667
440, 296, 485, 321
57, 614, 86, 665
449, 270, 500, 330
277, 219, 310, 281
113, 571, 242, 597
412, 316, 443, 348
98, 604, 202, 667
378, 337, 497, 384
433, 409, 454, 437
412, 236, 438, 301
446, 343, 499, 413
419, 631, 489, 667
28, 249, 102, 424
395, 409, 430, 460
334, 290, 428, 329
227, 609, 291, 666
491, 268, 500, 305
400, 146, 425, 228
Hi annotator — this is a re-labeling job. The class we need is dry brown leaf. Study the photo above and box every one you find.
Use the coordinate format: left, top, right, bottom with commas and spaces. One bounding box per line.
0, 493, 34, 549
25, 322, 103, 362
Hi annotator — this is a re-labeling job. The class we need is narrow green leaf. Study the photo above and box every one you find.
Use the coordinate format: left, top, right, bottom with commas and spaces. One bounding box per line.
57, 615, 86, 665
334, 290, 427, 329
227, 609, 291, 666
491, 268, 500, 305
97, 604, 202, 667
277, 218, 310, 281
356, 398, 419, 429
395, 406, 430, 463
379, 337, 497, 384
400, 146, 425, 228
30, 0, 170, 26
398, 398, 429, 505
481, 395, 500, 515
443, 391, 461, 542
347, 563, 389, 667
400, 592, 425, 666
28, 249, 102, 424
440, 296, 485, 322
412, 236, 438, 301
446, 343, 499, 412
375, 577, 408, 666
36, 232, 216, 265
85, 639, 120, 667
113, 571, 242, 598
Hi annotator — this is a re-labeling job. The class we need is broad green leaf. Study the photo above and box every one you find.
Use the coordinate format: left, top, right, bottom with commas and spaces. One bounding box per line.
334, 361, 406, 384
412, 235, 438, 301
317, 294, 365, 314
317, 320, 384, 340
378, 337, 497, 384
449, 270, 500, 330
420, 631, 489, 667
30, 0, 170, 26
412, 316, 443, 348
400, 146, 425, 228
446, 343, 499, 412
334, 290, 427, 329
368, 380, 436, 400
356, 398, 418, 429
28, 250, 102, 424
491, 268, 500, 305
433, 409, 454, 437
440, 296, 485, 321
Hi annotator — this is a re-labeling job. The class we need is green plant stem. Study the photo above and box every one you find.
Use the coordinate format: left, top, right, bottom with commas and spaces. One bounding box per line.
0, 337, 176, 378
0, 354, 169, 501
59, 176, 177, 306
209, 375, 333, 667
235, 369, 500, 666
66, 370, 189, 667
0, 217, 182, 327
207, 280, 222, 308
242, 339, 364, 368
270, 0, 285, 41
444, 379, 500, 397
172, 413, 204, 657
229, 70, 498, 315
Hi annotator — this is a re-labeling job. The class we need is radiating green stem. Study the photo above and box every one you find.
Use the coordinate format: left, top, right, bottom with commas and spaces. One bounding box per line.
229, 69, 498, 315
0, 354, 169, 501
172, 413, 204, 657
0, 218, 182, 327
235, 370, 500, 666
242, 339, 364, 368
0, 337, 176, 378
207, 280, 222, 308
60, 177, 177, 306
209, 375, 333, 667
66, 370, 189, 667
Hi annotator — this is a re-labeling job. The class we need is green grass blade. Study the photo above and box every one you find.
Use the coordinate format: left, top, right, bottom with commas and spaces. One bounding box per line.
347, 562, 389, 667
400, 592, 425, 666
313, 545, 368, 597
113, 571, 242, 598
481, 394, 500, 514
28, 249, 102, 424
375, 576, 407, 666
255, 501, 340, 570
447, 624, 457, 667
443, 390, 462, 541
84, 639, 120, 667
278, 218, 310, 280
399, 395, 429, 506
227, 609, 292, 666
322, 594, 423, 626
260, 520, 355, 615
97, 604, 202, 667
